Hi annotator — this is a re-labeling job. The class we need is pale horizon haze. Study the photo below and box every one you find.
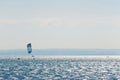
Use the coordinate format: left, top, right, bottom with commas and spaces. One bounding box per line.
0, 0, 120, 50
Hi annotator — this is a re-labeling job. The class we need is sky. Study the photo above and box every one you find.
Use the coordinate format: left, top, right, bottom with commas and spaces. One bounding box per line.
0, 0, 120, 49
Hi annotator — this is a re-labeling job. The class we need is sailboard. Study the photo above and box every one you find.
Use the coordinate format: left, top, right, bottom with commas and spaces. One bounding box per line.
27, 43, 32, 54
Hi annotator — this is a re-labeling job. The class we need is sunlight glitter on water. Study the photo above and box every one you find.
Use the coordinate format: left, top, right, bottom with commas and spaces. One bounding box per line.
0, 55, 120, 80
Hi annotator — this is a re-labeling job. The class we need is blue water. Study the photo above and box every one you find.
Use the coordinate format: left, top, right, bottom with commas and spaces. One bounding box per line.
0, 49, 120, 55
0, 58, 119, 80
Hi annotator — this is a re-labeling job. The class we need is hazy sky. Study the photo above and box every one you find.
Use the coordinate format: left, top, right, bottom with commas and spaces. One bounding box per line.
0, 0, 120, 49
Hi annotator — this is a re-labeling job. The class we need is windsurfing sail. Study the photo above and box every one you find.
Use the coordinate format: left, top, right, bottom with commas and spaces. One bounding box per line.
27, 43, 32, 54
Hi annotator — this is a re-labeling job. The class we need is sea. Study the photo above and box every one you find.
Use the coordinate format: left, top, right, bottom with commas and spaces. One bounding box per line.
0, 49, 120, 80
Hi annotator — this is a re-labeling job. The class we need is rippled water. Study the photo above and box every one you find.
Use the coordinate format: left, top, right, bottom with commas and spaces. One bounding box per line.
0, 57, 120, 80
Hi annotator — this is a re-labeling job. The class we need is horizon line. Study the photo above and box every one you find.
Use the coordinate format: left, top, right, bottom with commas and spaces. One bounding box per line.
0, 48, 120, 50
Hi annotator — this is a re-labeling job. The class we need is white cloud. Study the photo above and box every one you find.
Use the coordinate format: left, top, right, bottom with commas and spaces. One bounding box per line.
0, 16, 120, 28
